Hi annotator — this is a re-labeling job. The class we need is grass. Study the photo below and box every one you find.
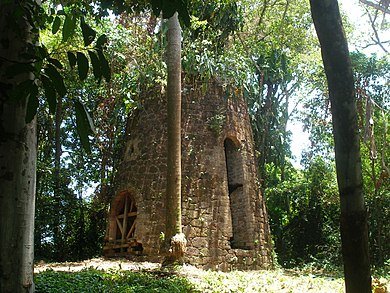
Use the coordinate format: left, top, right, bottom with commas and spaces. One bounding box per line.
186, 269, 345, 293
34, 269, 196, 293
34, 259, 389, 293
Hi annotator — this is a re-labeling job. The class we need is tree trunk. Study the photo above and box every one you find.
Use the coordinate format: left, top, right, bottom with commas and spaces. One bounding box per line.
309, 1, 371, 292
0, 2, 37, 292
53, 94, 63, 259
163, 12, 186, 266
258, 81, 274, 181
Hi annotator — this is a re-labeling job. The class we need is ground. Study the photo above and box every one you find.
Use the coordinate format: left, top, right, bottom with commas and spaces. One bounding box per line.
34, 258, 388, 292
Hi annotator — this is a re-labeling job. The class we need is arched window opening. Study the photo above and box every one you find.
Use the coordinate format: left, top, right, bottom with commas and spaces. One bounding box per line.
104, 192, 142, 255
224, 138, 251, 250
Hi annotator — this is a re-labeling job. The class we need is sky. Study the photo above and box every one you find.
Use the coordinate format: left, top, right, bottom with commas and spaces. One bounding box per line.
287, 0, 388, 168
340, 0, 364, 18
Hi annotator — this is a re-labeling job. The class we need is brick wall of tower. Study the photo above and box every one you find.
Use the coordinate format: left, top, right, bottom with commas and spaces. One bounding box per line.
109, 81, 273, 270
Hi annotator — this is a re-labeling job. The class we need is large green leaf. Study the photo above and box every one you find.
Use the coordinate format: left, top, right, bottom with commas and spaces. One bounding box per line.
178, 1, 191, 26
36, 45, 48, 60
48, 58, 63, 69
74, 100, 94, 153
67, 51, 77, 69
95, 34, 108, 49
97, 50, 110, 82
41, 74, 57, 114
44, 64, 66, 97
81, 17, 96, 46
76, 52, 89, 80
62, 14, 76, 42
151, 0, 190, 26
52, 16, 61, 34
25, 83, 39, 123
88, 50, 102, 80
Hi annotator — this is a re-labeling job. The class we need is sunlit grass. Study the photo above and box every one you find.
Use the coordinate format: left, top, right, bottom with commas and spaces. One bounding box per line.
34, 259, 389, 293
34, 268, 197, 293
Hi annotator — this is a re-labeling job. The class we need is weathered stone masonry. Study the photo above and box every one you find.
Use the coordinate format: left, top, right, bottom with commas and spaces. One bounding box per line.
104, 81, 272, 270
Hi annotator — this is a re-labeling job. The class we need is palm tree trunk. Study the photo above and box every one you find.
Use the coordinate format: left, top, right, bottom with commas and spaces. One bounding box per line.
164, 12, 186, 266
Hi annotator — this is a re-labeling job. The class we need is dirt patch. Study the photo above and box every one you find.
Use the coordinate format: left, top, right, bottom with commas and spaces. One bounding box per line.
34, 257, 161, 273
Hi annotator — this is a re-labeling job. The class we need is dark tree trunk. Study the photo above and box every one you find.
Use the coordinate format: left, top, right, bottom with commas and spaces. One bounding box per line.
164, 12, 186, 266
309, 1, 371, 292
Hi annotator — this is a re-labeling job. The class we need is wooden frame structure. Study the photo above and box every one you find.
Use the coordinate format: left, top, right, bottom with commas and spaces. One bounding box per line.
103, 192, 141, 255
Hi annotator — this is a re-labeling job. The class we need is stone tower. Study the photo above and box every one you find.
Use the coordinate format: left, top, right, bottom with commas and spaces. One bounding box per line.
104, 81, 272, 270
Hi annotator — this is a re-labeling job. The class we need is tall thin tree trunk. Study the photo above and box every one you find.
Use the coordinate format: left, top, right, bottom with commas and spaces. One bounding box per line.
0, 1, 37, 292
258, 82, 274, 181
280, 89, 290, 215
164, 12, 186, 266
53, 94, 63, 259
309, 1, 371, 292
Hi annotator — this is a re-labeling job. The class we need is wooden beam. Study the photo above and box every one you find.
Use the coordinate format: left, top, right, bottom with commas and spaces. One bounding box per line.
116, 212, 138, 219
103, 243, 131, 250
126, 220, 136, 239
121, 195, 129, 246
103, 238, 137, 250
116, 217, 123, 235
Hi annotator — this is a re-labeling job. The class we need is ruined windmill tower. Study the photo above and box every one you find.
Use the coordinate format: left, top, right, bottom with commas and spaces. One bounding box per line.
104, 81, 273, 270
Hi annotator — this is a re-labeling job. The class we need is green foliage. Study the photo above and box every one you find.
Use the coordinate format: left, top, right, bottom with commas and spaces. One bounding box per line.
151, 0, 191, 25
33, 265, 358, 293
74, 99, 95, 153
2, 1, 113, 152
96, 0, 190, 25
34, 269, 196, 293
88, 50, 102, 80
67, 51, 77, 69
35, 170, 108, 261
98, 48, 111, 82
62, 14, 77, 42
207, 112, 226, 135
25, 82, 39, 123
23, 0, 388, 274
44, 64, 67, 97
265, 157, 341, 268
181, 0, 245, 81
81, 17, 97, 46
34, 13, 151, 262
352, 52, 390, 267
299, 51, 389, 267
188, 0, 243, 49
77, 52, 89, 80
41, 75, 57, 114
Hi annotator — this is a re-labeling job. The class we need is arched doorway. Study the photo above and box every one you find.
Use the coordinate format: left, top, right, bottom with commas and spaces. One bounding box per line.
104, 192, 142, 255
